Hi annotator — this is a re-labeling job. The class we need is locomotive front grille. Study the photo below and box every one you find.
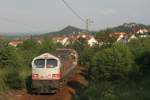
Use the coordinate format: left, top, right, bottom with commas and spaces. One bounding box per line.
32, 80, 60, 93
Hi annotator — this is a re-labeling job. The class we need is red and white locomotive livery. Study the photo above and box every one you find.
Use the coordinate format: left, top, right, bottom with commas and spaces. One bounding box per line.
31, 49, 78, 93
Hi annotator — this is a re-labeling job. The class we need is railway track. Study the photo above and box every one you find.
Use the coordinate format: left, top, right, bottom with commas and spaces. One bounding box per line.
17, 66, 88, 100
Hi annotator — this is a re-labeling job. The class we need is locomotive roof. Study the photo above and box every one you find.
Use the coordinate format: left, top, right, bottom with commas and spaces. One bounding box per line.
33, 49, 77, 60
34, 53, 59, 60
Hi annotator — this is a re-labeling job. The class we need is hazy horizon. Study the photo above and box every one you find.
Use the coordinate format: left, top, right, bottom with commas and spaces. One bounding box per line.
0, 0, 150, 34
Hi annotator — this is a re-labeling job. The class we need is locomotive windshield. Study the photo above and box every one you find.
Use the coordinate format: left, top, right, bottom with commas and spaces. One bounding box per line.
34, 59, 45, 68
47, 59, 57, 68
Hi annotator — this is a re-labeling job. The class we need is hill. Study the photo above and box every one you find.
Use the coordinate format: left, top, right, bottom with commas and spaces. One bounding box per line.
112, 22, 150, 33
1, 23, 150, 40
97, 22, 150, 35
44, 25, 86, 36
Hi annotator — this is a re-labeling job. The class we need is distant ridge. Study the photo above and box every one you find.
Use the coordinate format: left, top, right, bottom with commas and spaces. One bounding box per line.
44, 25, 86, 36
105, 22, 150, 34
58, 25, 84, 34
1, 23, 150, 40
44, 23, 150, 36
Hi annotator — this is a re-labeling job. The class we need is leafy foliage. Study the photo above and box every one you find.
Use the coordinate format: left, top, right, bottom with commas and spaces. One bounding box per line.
128, 38, 150, 74
96, 28, 116, 43
5, 68, 23, 89
0, 39, 61, 91
73, 37, 150, 100
39, 39, 58, 54
90, 43, 136, 80
0, 43, 19, 68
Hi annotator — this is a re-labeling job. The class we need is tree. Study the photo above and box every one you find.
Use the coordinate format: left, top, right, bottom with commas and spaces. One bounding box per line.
96, 28, 116, 43
69, 38, 89, 53
128, 38, 150, 74
128, 38, 150, 58
0, 41, 20, 68
39, 39, 58, 54
68, 38, 90, 65
17, 39, 40, 51
17, 39, 40, 67
90, 43, 136, 80
0, 41, 23, 90
80, 47, 95, 69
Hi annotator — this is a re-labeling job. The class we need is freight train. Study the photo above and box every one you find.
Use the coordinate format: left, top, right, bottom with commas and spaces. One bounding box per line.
31, 49, 78, 93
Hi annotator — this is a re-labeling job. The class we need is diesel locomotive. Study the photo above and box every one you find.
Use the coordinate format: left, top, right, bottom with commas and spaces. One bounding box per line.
31, 49, 78, 93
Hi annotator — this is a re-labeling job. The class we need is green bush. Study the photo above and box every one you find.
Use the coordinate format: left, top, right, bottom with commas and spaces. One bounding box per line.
0, 69, 7, 91
0, 46, 19, 68
128, 38, 150, 58
80, 48, 94, 68
90, 43, 136, 80
5, 68, 23, 89
0, 39, 62, 92
74, 38, 150, 100
17, 40, 40, 67
39, 39, 58, 54
0, 67, 23, 91
128, 38, 150, 74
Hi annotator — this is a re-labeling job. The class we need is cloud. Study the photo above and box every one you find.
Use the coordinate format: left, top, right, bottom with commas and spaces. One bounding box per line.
99, 9, 116, 16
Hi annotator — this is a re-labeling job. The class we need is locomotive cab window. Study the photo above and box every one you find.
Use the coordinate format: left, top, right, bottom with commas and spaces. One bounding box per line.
47, 59, 57, 68
34, 59, 45, 68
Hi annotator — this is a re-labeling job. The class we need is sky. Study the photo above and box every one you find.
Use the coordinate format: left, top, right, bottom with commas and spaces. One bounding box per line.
0, 0, 150, 33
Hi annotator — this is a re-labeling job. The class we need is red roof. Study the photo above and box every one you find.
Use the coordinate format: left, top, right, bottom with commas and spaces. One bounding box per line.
8, 40, 23, 46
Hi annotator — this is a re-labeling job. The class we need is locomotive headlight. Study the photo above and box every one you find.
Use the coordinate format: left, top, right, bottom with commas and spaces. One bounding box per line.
32, 74, 39, 79
52, 74, 60, 79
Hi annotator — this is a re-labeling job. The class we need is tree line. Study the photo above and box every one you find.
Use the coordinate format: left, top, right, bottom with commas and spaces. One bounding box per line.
71, 37, 150, 100
0, 39, 61, 91
0, 36, 150, 100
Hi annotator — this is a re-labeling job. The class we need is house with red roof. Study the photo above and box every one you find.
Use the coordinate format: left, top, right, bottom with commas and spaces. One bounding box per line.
8, 40, 23, 47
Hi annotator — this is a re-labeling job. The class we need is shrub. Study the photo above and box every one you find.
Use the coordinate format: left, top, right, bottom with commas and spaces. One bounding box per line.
5, 68, 23, 89
39, 39, 58, 54
0, 69, 7, 91
90, 43, 136, 80
128, 38, 150, 74
0, 46, 19, 68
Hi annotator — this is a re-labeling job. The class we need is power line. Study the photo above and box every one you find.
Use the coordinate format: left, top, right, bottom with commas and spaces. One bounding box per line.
61, 0, 85, 23
86, 18, 93, 31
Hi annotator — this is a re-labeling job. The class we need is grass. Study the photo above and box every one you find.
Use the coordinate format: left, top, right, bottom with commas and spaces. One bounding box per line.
0, 68, 10, 91
0, 66, 31, 92
19, 66, 31, 88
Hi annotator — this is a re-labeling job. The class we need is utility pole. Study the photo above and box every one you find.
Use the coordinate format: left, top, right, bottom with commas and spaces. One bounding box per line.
86, 18, 93, 32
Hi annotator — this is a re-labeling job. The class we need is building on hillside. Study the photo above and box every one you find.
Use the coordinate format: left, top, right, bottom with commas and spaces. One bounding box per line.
76, 33, 98, 46
76, 33, 88, 39
114, 32, 138, 43
136, 29, 149, 38
37, 40, 42, 44
52, 33, 98, 47
87, 36, 98, 46
52, 36, 70, 46
128, 34, 137, 42
112, 32, 128, 43
136, 29, 148, 34
8, 40, 23, 47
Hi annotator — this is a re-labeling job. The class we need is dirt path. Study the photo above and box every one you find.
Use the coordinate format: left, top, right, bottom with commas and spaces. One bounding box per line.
17, 66, 88, 100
